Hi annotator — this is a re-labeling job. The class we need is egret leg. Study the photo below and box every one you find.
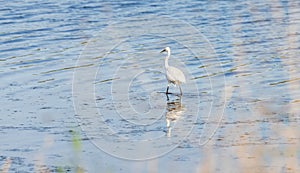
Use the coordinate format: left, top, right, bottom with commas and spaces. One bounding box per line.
166, 83, 170, 94
166, 93, 169, 100
179, 85, 183, 95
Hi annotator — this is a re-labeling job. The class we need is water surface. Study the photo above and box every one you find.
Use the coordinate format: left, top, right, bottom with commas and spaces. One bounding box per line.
1, 0, 300, 172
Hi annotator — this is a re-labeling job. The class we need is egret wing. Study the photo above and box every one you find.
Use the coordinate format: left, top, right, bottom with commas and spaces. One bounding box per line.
166, 66, 186, 84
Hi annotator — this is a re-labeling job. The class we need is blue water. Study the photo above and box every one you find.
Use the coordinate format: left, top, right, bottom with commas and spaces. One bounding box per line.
1, 0, 300, 172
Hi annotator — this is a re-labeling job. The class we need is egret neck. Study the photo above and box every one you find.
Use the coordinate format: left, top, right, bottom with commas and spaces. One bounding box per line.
164, 49, 170, 69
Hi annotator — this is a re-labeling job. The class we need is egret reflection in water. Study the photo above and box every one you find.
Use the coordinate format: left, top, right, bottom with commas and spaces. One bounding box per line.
165, 96, 185, 137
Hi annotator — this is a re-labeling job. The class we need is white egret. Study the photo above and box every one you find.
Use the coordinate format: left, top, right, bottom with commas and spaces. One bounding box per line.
160, 47, 186, 95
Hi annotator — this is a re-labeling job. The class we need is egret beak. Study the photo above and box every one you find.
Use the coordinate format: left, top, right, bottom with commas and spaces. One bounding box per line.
160, 49, 166, 53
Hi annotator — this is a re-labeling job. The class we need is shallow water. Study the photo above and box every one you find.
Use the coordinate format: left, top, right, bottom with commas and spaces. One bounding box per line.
1, 0, 300, 172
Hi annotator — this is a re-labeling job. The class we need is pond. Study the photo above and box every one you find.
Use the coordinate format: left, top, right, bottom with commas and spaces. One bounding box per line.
1, 0, 299, 172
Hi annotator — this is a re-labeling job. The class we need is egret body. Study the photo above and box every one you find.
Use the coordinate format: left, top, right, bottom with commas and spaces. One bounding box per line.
160, 47, 186, 95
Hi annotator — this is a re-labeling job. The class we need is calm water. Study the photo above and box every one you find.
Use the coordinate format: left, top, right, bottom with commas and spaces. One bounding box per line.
1, 0, 300, 172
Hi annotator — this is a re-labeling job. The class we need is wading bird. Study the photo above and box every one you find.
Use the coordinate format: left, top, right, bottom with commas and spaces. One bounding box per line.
160, 47, 186, 95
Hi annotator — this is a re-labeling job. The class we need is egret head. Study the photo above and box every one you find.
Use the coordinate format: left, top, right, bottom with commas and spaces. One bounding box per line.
160, 47, 170, 53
